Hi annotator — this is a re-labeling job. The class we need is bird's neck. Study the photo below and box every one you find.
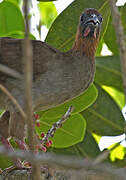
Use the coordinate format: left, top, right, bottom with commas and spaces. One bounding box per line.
72, 29, 99, 58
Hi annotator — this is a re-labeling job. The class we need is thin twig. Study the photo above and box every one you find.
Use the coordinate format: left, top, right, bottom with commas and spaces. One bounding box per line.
23, 0, 41, 179
0, 84, 26, 119
93, 150, 110, 165
0, 146, 116, 169
109, 0, 126, 102
41, 106, 74, 144
0, 145, 125, 180
93, 138, 126, 165
0, 64, 22, 80
23, 0, 34, 152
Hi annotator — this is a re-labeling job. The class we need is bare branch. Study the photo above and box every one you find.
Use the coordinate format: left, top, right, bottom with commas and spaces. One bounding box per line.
0, 64, 22, 79
0, 145, 125, 180
41, 106, 74, 145
93, 140, 125, 165
93, 150, 110, 165
0, 84, 26, 119
23, 0, 41, 179
109, 0, 126, 102
23, 0, 34, 152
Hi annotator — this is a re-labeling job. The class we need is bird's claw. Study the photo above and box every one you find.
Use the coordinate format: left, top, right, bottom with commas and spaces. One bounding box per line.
2, 161, 32, 175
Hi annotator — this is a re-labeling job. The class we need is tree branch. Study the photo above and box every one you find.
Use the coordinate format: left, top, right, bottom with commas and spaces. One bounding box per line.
41, 106, 74, 145
0, 84, 26, 119
0, 146, 125, 180
0, 64, 22, 80
109, 0, 126, 102
23, 0, 41, 179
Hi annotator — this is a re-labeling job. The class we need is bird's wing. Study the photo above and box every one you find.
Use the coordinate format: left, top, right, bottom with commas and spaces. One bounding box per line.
0, 37, 61, 83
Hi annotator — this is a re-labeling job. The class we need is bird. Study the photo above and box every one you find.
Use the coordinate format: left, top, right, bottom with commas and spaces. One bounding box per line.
0, 8, 102, 168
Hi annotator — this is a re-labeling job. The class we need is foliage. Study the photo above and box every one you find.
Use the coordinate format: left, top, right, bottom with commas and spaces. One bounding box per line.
38, 1, 57, 28
36, 113, 86, 148
0, 0, 125, 168
0, 1, 24, 37
37, 0, 57, 2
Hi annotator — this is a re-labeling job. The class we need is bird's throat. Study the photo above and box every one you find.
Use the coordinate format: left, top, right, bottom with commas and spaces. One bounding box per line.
72, 28, 99, 58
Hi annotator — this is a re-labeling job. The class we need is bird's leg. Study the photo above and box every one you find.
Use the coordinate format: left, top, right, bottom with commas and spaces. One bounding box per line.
14, 138, 32, 167
0, 111, 10, 140
9, 111, 33, 169
11, 112, 41, 167
0, 111, 29, 172
0, 111, 21, 170
0, 136, 23, 172
1, 136, 32, 172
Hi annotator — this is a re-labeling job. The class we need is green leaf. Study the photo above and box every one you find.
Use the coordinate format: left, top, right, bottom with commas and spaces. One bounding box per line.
121, 3, 126, 35
99, 1, 111, 40
95, 38, 104, 56
38, 2, 57, 29
0, 30, 36, 40
46, 0, 110, 51
102, 85, 125, 110
95, 56, 123, 92
5, 0, 22, 6
0, 154, 12, 169
40, 84, 97, 119
94, 2, 111, 56
74, 131, 101, 158
0, 1, 24, 36
37, 0, 57, 2
36, 113, 86, 148
92, 133, 101, 144
104, 16, 119, 55
111, 158, 126, 168
0, 110, 3, 115
110, 144, 126, 162
49, 131, 101, 158
81, 85, 125, 136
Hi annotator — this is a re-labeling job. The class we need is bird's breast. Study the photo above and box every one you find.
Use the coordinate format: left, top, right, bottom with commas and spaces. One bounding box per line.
33, 55, 95, 111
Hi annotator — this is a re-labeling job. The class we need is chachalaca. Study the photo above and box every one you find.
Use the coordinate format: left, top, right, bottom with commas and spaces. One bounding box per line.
0, 8, 102, 168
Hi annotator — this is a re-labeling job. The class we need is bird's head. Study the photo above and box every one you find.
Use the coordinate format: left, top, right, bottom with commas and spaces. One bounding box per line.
80, 8, 102, 39
73, 8, 102, 57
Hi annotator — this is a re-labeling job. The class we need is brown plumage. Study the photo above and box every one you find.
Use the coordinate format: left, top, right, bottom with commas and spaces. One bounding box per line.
0, 8, 102, 167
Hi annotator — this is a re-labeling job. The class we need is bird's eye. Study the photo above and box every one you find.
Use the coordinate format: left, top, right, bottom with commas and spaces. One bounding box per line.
98, 15, 103, 22
80, 15, 84, 22
80, 14, 86, 22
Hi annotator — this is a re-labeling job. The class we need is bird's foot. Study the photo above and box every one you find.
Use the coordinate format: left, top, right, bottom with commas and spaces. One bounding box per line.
2, 160, 32, 175
0, 137, 31, 173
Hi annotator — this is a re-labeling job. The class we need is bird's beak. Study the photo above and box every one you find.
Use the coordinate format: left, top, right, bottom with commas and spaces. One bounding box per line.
85, 14, 100, 27
82, 14, 100, 38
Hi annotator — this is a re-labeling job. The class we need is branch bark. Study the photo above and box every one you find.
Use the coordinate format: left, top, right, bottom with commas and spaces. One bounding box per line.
109, 0, 126, 102
0, 84, 26, 119
23, 0, 41, 179
0, 146, 125, 180
0, 64, 22, 80
0, 167, 125, 180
